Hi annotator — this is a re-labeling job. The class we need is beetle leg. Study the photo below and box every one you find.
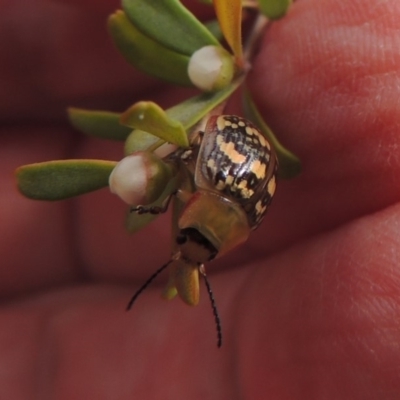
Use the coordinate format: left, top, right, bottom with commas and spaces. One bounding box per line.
130, 191, 176, 215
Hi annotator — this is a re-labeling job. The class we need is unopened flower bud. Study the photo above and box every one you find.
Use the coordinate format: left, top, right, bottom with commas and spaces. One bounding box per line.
188, 45, 234, 92
109, 151, 174, 205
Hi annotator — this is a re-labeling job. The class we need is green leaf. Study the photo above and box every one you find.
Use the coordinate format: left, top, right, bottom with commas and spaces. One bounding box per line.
121, 0, 219, 56
243, 91, 301, 179
204, 19, 223, 42
167, 79, 241, 129
121, 80, 241, 154
258, 0, 292, 19
120, 102, 189, 148
124, 129, 163, 155
16, 160, 117, 200
68, 108, 131, 141
108, 11, 192, 86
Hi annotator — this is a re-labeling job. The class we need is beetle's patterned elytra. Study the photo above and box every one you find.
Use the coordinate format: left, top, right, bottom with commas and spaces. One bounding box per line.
195, 115, 277, 229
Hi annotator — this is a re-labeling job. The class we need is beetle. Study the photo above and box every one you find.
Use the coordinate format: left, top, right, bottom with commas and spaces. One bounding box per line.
114, 115, 278, 347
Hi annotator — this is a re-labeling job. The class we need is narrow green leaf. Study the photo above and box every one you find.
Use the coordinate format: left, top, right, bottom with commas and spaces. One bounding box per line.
16, 160, 117, 200
68, 108, 131, 141
108, 11, 192, 86
120, 102, 189, 148
121, 0, 219, 56
121, 80, 241, 154
258, 0, 292, 20
167, 79, 241, 129
243, 91, 301, 179
204, 19, 223, 42
124, 129, 163, 155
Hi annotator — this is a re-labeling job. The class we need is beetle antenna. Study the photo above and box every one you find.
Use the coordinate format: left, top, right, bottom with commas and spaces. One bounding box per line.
126, 260, 173, 311
200, 266, 222, 348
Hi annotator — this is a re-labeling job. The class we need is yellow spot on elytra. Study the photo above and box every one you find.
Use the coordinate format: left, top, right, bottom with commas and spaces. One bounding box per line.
216, 134, 224, 145
245, 126, 254, 136
237, 180, 254, 198
238, 180, 247, 189
216, 180, 226, 190
238, 121, 245, 127
251, 160, 266, 179
216, 116, 234, 131
255, 200, 267, 216
225, 175, 234, 186
219, 141, 246, 164
241, 188, 254, 198
207, 159, 216, 170
258, 134, 267, 148
267, 175, 276, 196
251, 128, 271, 151
216, 116, 227, 131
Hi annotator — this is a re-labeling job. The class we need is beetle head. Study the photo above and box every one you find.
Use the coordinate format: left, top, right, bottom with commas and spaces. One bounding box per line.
177, 190, 251, 258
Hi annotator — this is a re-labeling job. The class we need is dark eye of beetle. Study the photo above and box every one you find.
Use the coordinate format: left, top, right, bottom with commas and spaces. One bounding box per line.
176, 234, 187, 245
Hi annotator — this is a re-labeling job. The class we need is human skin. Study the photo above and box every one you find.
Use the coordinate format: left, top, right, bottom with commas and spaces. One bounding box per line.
2, 0, 400, 398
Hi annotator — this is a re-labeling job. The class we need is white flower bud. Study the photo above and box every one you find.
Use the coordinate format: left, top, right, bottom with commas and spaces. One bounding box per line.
188, 46, 234, 92
109, 152, 173, 205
